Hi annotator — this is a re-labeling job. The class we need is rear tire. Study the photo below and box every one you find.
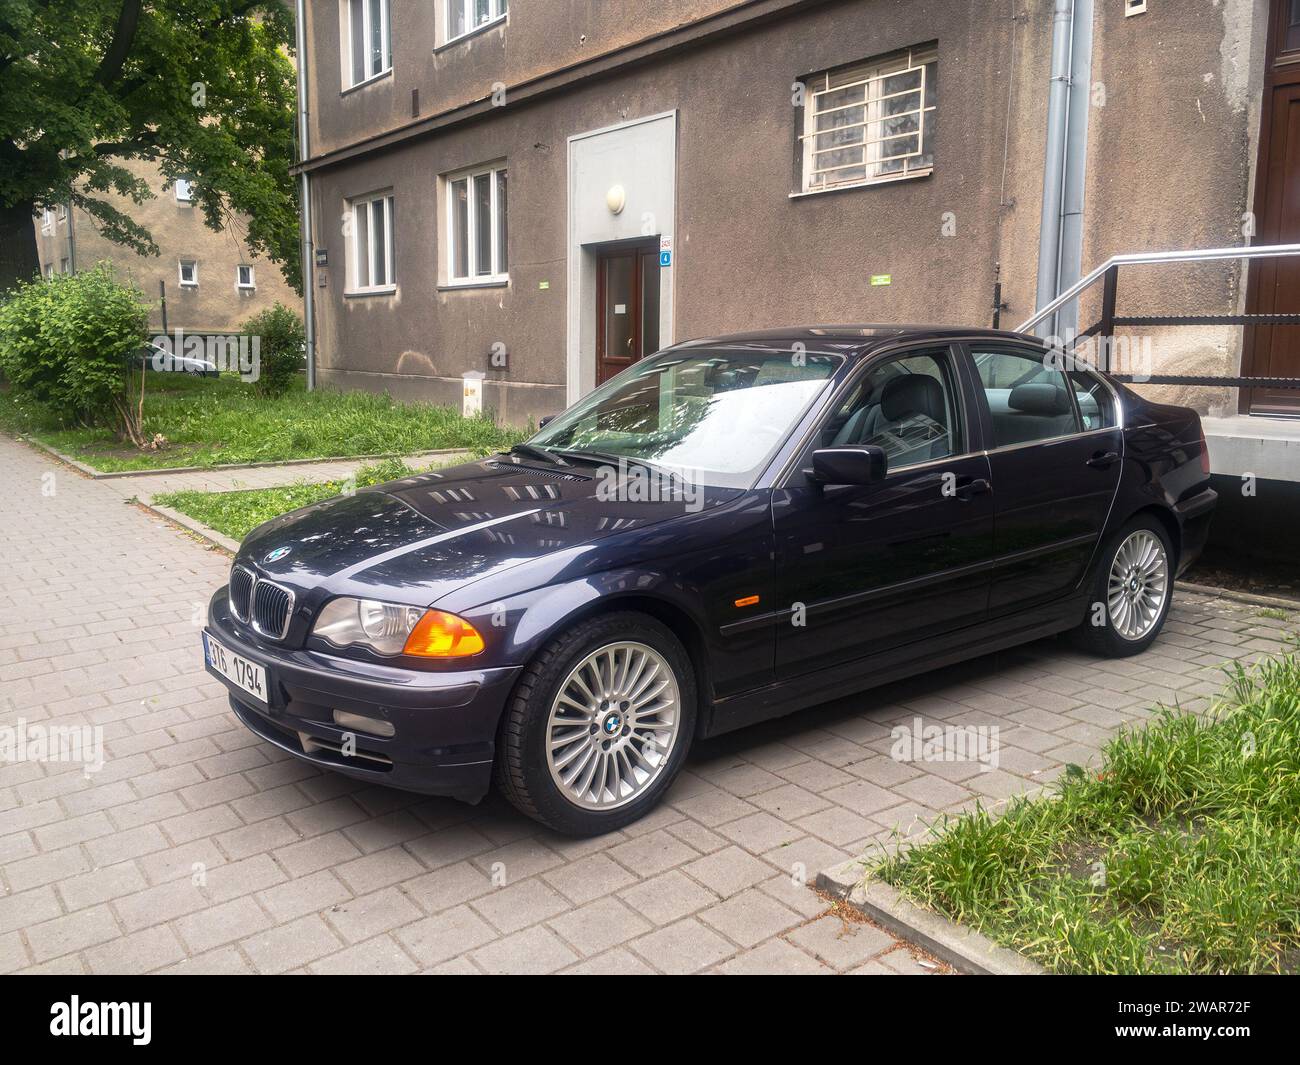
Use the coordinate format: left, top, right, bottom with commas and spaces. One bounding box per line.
496, 611, 697, 836
1073, 515, 1174, 657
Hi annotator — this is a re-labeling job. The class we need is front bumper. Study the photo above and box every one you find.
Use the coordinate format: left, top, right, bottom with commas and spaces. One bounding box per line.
204, 589, 520, 801
1174, 486, 1217, 576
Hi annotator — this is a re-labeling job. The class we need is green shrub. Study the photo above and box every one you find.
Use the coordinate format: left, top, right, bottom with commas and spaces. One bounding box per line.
0, 265, 149, 439
243, 303, 305, 397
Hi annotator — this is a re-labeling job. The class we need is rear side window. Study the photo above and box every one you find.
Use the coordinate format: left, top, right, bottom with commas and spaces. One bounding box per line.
1066, 369, 1117, 430
972, 348, 1081, 448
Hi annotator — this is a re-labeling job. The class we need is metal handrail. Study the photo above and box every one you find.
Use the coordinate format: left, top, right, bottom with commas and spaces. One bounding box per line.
1016, 243, 1300, 334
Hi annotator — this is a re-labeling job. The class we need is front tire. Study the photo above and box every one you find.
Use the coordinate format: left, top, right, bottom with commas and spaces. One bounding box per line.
496, 611, 697, 836
1073, 515, 1174, 657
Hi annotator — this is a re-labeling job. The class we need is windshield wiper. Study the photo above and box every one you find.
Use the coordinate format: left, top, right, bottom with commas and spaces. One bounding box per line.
548, 449, 666, 474
507, 443, 568, 466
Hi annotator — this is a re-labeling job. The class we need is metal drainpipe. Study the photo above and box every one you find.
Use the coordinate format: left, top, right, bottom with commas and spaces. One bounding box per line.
1034, 0, 1075, 338
1056, 0, 1093, 340
295, 0, 316, 391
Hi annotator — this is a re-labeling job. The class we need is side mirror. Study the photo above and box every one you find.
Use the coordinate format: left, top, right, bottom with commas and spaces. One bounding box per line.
538, 414, 556, 429
809, 445, 888, 486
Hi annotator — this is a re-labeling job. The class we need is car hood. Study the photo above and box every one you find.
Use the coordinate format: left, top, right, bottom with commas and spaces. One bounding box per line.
238, 456, 740, 605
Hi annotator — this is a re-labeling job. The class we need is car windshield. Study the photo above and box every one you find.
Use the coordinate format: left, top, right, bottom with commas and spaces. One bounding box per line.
527, 347, 843, 488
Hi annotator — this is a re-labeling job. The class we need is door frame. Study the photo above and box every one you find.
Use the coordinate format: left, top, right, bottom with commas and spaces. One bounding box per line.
1241, 0, 1300, 414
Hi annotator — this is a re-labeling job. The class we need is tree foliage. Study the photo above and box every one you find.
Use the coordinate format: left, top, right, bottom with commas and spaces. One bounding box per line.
0, 0, 300, 291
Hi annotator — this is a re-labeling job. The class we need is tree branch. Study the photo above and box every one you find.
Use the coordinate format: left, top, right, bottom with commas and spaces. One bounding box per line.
93, 0, 142, 87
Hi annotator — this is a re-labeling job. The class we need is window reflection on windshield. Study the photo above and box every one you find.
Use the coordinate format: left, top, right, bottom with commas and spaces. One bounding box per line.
529, 349, 843, 488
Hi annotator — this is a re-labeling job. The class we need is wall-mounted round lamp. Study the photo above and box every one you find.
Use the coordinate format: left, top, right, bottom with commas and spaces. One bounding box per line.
605, 184, 626, 215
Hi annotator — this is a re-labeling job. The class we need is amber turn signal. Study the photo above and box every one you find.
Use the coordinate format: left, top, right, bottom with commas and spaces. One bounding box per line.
733, 595, 760, 608
402, 610, 486, 657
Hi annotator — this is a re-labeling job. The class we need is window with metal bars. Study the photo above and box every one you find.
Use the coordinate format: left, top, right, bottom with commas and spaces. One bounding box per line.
799, 44, 937, 193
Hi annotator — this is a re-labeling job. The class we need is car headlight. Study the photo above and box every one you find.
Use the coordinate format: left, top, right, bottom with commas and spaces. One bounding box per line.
311, 598, 485, 658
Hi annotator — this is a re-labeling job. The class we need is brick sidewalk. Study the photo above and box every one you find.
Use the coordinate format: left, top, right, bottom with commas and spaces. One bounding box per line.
1, 434, 1291, 974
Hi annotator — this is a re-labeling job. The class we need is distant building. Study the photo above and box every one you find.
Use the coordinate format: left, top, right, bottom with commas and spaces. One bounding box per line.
33, 157, 296, 335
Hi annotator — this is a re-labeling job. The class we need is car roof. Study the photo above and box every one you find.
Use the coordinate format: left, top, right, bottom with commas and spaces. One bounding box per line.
671, 324, 1044, 357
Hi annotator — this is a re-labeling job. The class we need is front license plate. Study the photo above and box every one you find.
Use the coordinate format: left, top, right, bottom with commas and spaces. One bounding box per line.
203, 632, 269, 708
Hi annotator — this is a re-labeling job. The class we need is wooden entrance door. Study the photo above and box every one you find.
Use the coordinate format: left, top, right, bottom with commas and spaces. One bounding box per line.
596, 245, 661, 385
1243, 0, 1300, 414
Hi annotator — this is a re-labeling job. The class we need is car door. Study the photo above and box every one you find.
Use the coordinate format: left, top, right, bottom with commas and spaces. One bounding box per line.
968, 343, 1124, 616
772, 345, 996, 679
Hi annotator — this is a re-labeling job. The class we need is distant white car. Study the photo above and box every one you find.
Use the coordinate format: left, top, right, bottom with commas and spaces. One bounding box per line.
140, 340, 218, 377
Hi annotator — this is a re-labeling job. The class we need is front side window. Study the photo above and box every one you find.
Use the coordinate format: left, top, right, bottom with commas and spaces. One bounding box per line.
349, 192, 395, 292
346, 0, 391, 86
446, 164, 507, 283
179, 259, 198, 287
448, 0, 508, 43
819, 350, 958, 469
529, 348, 842, 489
799, 43, 937, 193
973, 348, 1081, 448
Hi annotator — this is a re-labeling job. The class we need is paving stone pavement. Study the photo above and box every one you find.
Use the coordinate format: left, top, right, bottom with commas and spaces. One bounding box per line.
1, 433, 1294, 975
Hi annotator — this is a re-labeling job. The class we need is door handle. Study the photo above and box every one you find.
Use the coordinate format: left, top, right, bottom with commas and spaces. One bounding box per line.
1086, 450, 1120, 469
954, 477, 991, 501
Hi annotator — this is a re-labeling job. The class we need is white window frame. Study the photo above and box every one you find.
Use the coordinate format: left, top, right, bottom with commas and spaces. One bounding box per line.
60, 258, 70, 274
40, 208, 54, 234
347, 191, 396, 294
178, 259, 198, 287
446, 0, 508, 45
175, 178, 194, 203
55, 203, 68, 221
798, 44, 937, 195
236, 264, 256, 290
443, 163, 508, 286
343, 0, 392, 89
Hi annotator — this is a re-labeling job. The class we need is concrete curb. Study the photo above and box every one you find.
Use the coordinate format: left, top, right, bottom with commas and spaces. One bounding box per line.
817, 859, 1047, 975
134, 495, 241, 555
1176, 578, 1300, 612
21, 436, 473, 479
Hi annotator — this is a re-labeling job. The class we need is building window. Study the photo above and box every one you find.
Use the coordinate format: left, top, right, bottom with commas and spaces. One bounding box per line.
236, 264, 255, 289
348, 191, 395, 292
44, 263, 54, 279
40, 208, 54, 234
448, 0, 508, 43
56, 203, 68, 221
60, 258, 70, 274
175, 178, 194, 202
445, 164, 508, 284
345, 0, 392, 87
179, 259, 198, 287
799, 44, 937, 194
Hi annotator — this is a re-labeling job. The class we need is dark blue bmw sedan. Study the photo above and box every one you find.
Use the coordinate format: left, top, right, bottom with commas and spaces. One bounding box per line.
202, 326, 1216, 835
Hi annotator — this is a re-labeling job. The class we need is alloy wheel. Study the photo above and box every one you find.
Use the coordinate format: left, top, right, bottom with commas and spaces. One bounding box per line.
545, 641, 681, 810
1106, 530, 1169, 641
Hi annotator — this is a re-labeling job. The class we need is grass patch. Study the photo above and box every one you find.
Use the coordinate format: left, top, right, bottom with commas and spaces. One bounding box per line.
0, 373, 525, 472
154, 457, 430, 541
1258, 608, 1290, 622
875, 649, 1300, 974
